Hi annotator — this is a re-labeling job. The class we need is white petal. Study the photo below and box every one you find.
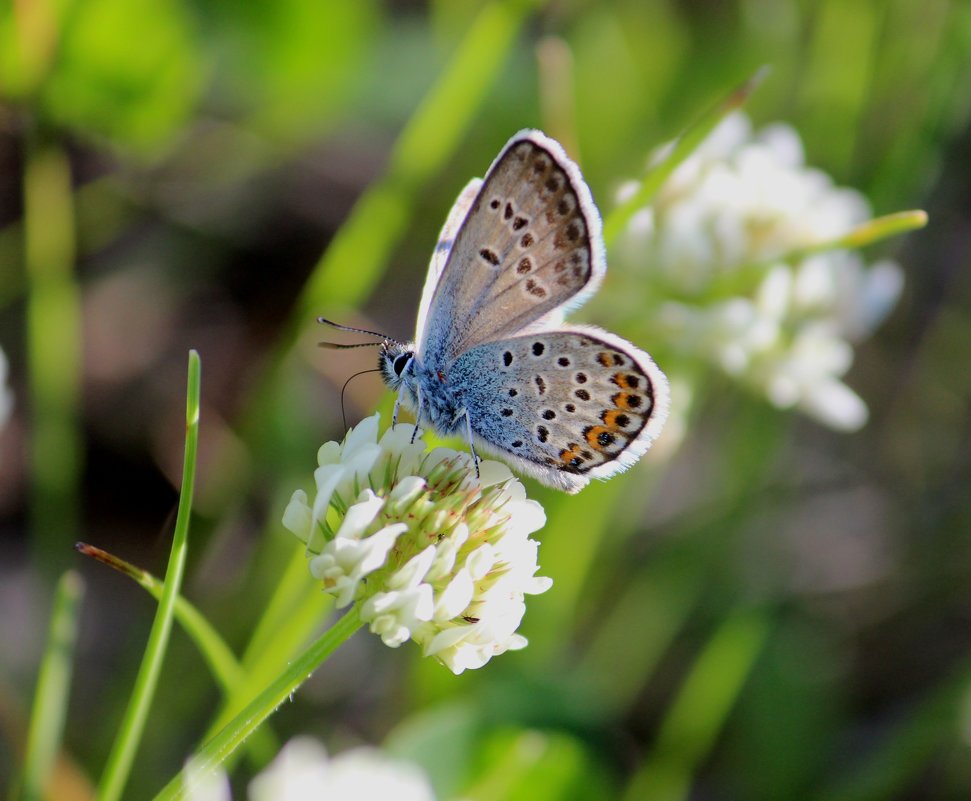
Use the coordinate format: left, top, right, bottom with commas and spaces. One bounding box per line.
249, 738, 330, 801
281, 490, 312, 543
325, 748, 437, 801
341, 414, 380, 458
334, 490, 384, 540
801, 378, 869, 432
389, 545, 437, 589
477, 460, 514, 488
435, 569, 474, 621
183, 760, 231, 801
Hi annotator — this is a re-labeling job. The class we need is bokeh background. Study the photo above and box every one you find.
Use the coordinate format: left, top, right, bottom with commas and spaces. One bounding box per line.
2, 0, 971, 799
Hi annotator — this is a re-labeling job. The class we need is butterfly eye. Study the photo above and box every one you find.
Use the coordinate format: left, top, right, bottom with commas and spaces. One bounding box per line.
392, 353, 412, 377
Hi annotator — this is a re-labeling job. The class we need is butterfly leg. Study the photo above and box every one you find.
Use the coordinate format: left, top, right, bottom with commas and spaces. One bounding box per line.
392, 388, 404, 429
409, 385, 424, 444
457, 408, 480, 478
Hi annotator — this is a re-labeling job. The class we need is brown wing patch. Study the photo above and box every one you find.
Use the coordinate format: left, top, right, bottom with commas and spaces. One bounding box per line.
433, 137, 599, 362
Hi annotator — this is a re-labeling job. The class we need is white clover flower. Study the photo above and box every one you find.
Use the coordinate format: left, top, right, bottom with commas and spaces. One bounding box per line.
185, 738, 437, 801
282, 414, 552, 674
612, 112, 904, 431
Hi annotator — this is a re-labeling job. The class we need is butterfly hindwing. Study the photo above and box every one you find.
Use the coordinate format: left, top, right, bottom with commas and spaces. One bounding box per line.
449, 326, 669, 493
417, 131, 606, 366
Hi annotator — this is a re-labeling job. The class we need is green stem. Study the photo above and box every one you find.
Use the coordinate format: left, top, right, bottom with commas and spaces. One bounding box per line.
23, 130, 82, 574
18, 571, 85, 801
700, 209, 930, 301
152, 606, 364, 801
95, 351, 201, 801
237, 0, 541, 446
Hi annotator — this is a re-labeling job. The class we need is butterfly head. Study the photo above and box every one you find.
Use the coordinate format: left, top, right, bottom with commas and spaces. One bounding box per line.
379, 341, 415, 390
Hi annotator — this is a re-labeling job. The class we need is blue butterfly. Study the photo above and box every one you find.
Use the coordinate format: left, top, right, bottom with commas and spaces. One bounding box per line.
375, 130, 669, 492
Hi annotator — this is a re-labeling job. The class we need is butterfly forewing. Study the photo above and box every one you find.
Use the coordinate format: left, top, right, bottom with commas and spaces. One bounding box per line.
418, 134, 605, 365
449, 327, 669, 493
415, 178, 483, 345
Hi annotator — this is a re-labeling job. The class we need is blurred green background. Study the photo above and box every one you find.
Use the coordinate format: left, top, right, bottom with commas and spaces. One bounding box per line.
2, 0, 970, 799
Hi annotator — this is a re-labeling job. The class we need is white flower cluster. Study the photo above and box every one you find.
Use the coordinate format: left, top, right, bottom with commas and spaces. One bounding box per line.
612, 112, 904, 431
187, 738, 437, 801
283, 414, 551, 674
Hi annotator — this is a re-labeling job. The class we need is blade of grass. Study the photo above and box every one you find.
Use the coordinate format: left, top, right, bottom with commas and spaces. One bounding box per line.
812, 209, 928, 251
95, 351, 201, 801
151, 606, 364, 801
602, 66, 769, 247
296, 0, 541, 322
17, 571, 85, 801
24, 131, 82, 574
622, 608, 771, 801
235, 0, 541, 446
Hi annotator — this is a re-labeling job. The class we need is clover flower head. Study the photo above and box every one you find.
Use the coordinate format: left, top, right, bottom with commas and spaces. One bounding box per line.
612, 111, 904, 431
186, 738, 437, 801
283, 414, 551, 674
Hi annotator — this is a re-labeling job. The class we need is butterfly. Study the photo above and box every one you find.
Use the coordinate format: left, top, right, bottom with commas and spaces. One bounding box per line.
373, 130, 669, 493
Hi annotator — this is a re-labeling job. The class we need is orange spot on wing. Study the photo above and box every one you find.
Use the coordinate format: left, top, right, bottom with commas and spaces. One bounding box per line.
612, 372, 642, 390
559, 444, 584, 470
584, 425, 613, 450
601, 410, 632, 429
612, 392, 644, 411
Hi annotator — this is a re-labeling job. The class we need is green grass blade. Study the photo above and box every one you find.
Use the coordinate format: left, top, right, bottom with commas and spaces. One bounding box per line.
602, 66, 769, 247
18, 571, 85, 801
700, 209, 929, 300
794, 209, 928, 257
95, 351, 201, 801
23, 133, 82, 574
151, 606, 364, 801
623, 608, 771, 801
296, 0, 539, 321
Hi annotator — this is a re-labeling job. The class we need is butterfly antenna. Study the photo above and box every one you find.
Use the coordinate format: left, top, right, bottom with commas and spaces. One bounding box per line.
317, 316, 397, 342
339, 367, 382, 432
318, 340, 383, 350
